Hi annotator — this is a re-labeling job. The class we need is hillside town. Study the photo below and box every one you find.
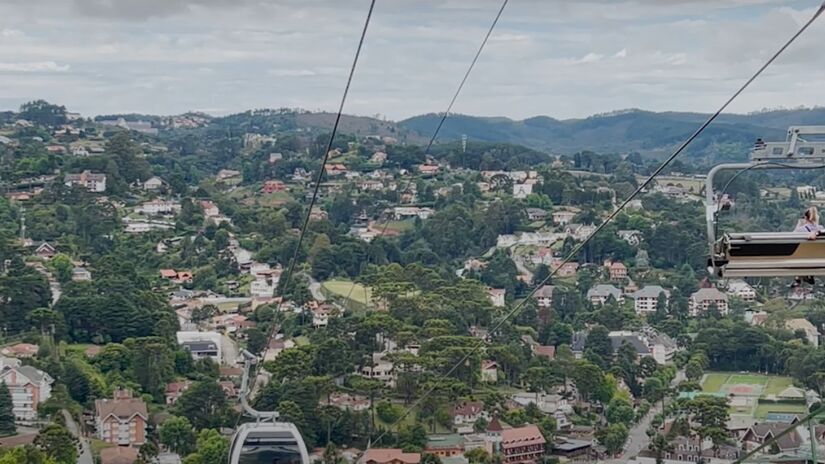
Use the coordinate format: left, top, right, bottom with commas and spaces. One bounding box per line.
0, 101, 824, 464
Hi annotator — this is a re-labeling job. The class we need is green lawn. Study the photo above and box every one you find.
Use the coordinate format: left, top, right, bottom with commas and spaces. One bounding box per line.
728, 374, 769, 386
90, 439, 114, 454
701, 373, 729, 393
322, 280, 373, 305
765, 376, 795, 395
754, 403, 807, 419
384, 219, 415, 233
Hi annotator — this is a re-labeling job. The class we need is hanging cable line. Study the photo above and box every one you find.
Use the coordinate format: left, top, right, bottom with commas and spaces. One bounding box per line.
372, 1, 825, 445
341, 0, 510, 305
235, 0, 377, 426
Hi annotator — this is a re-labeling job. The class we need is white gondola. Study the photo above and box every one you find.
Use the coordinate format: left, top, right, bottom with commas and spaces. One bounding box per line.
707, 126, 825, 278
228, 350, 310, 464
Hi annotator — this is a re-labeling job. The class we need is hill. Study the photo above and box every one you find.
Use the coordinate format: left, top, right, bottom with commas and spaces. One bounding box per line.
399, 108, 825, 156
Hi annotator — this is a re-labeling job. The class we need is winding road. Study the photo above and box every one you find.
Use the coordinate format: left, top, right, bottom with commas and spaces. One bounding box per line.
62, 410, 92, 464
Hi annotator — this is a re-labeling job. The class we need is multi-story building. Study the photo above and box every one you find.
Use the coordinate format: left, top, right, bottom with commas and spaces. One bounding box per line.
0, 361, 53, 421
534, 285, 555, 308
94, 389, 148, 446
64, 170, 106, 192
727, 279, 756, 302
586, 284, 623, 305
630, 286, 670, 314
500, 425, 546, 463
689, 288, 729, 316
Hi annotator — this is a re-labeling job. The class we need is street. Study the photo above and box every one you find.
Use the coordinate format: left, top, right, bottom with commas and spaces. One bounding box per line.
606, 369, 686, 463
62, 410, 92, 464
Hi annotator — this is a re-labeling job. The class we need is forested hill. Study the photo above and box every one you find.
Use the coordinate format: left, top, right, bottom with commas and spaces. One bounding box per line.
399, 107, 825, 156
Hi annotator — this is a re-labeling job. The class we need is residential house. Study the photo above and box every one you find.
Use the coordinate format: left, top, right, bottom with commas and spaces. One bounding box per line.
534, 285, 555, 308
565, 223, 596, 241
552, 260, 579, 278
617, 230, 642, 246
418, 164, 440, 175
164, 381, 192, 405
393, 207, 434, 220
262, 180, 287, 193
449, 401, 489, 432
500, 425, 546, 464
727, 279, 756, 302
608, 261, 628, 280
217, 169, 241, 181
360, 449, 420, 464
1, 343, 39, 358
325, 164, 348, 176
480, 360, 498, 383
742, 423, 802, 453
71, 146, 90, 157
512, 183, 533, 199
511, 392, 570, 416
136, 199, 180, 215
630, 286, 670, 314
551, 210, 576, 225
487, 288, 506, 307
571, 328, 679, 364
200, 200, 220, 217
533, 345, 555, 361
586, 284, 623, 305
159, 269, 193, 284
264, 338, 295, 362
0, 364, 53, 420
526, 208, 548, 221
64, 170, 106, 192
786, 318, 820, 346
551, 438, 592, 460
35, 242, 57, 259
142, 176, 164, 190
250, 277, 276, 298
176, 331, 222, 363
326, 392, 370, 412
71, 267, 92, 281
94, 389, 148, 446
425, 435, 464, 458
689, 288, 729, 316
360, 352, 396, 387
371, 151, 388, 163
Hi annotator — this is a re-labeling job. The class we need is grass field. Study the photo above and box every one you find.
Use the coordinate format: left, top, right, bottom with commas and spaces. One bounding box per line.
754, 403, 808, 419
384, 219, 415, 233
701, 372, 804, 419
322, 279, 374, 314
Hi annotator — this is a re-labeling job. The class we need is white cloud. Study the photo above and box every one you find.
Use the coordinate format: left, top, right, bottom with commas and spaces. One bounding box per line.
0, 61, 69, 72
576, 52, 604, 64
267, 69, 317, 77
613, 48, 628, 59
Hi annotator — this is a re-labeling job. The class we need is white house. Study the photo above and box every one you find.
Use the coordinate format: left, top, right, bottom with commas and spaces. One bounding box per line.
487, 288, 506, 307
552, 210, 577, 225
176, 331, 223, 364
360, 352, 396, 387
136, 199, 180, 215
630, 286, 670, 314
586, 284, 623, 305
535, 285, 555, 308
727, 280, 756, 303
512, 183, 533, 199
64, 170, 106, 192
0, 364, 53, 421
143, 176, 164, 190
689, 288, 729, 316
250, 277, 276, 298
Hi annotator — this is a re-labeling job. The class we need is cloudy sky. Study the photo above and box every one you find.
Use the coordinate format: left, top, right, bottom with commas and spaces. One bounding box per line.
0, 0, 823, 120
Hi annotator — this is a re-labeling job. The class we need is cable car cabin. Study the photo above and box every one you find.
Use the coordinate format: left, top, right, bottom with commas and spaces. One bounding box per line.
229, 422, 310, 464
706, 126, 825, 279
711, 232, 825, 277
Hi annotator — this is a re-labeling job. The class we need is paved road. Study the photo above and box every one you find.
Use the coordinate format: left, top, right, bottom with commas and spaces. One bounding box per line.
62, 410, 92, 464
221, 333, 240, 366
605, 369, 686, 463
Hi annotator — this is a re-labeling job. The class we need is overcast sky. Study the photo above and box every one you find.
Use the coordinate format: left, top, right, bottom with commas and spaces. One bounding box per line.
0, 0, 823, 120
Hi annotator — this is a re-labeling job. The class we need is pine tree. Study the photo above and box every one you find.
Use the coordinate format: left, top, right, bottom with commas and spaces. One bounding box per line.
0, 381, 16, 436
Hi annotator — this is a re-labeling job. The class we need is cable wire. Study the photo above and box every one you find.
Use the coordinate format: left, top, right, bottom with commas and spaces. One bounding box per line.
341, 0, 510, 307
235, 0, 377, 425
372, 0, 825, 444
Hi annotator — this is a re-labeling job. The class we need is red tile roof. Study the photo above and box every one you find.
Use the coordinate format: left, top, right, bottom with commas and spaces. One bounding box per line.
361, 448, 420, 464
501, 424, 546, 449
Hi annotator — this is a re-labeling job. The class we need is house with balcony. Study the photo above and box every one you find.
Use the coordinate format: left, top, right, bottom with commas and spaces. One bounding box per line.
629, 286, 670, 314
0, 362, 53, 421
94, 389, 148, 446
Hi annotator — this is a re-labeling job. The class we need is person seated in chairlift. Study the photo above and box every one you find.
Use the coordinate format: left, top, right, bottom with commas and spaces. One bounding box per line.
792, 206, 825, 287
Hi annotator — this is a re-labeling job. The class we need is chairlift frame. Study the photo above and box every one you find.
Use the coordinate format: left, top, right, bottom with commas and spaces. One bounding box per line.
706, 126, 825, 278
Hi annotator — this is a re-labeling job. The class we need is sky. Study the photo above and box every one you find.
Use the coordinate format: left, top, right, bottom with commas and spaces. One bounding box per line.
0, 0, 824, 120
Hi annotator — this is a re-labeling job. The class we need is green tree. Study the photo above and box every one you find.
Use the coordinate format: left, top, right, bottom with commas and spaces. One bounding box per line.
34, 424, 78, 464
174, 382, 230, 430
49, 254, 73, 284
648, 433, 673, 464
159, 416, 197, 456
0, 446, 56, 464
421, 453, 443, 464
465, 447, 491, 464
0, 382, 15, 436
596, 423, 629, 456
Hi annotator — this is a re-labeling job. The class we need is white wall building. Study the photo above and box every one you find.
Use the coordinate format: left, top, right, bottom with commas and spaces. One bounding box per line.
0, 364, 53, 421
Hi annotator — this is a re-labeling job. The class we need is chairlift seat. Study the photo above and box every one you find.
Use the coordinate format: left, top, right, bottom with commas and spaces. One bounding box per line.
715, 232, 825, 277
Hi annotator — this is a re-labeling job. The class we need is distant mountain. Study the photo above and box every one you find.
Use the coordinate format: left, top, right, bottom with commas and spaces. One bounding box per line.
399, 108, 825, 156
